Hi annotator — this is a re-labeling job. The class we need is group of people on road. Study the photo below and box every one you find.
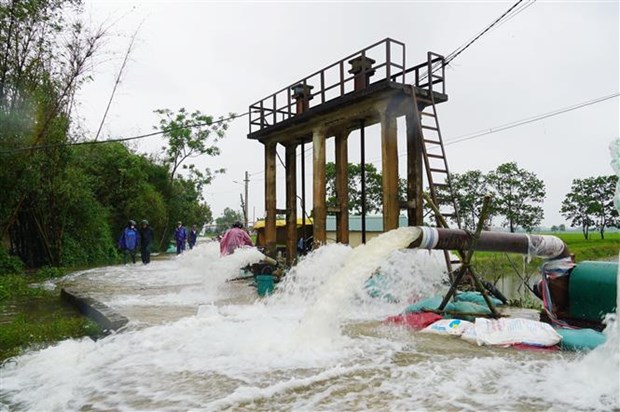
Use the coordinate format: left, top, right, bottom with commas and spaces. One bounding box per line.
119, 218, 256, 265
118, 220, 154, 265
118, 220, 200, 265
173, 221, 198, 254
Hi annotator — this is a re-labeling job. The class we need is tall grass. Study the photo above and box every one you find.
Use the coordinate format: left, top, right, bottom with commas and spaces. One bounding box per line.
0, 269, 102, 362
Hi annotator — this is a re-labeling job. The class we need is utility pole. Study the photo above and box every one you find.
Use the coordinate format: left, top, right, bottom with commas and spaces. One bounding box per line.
244, 171, 249, 229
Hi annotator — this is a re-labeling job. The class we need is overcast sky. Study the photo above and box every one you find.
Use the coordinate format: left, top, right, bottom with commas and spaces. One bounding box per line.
75, 0, 619, 228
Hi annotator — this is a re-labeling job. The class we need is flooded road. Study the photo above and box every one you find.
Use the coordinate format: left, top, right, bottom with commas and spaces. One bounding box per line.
1, 231, 618, 411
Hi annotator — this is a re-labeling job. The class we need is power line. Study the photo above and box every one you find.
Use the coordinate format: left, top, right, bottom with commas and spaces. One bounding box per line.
420, 0, 535, 82
443, 92, 619, 146
2, 2, 536, 159
252, 92, 618, 185
444, 0, 534, 66
252, 1, 536, 175
0, 111, 248, 154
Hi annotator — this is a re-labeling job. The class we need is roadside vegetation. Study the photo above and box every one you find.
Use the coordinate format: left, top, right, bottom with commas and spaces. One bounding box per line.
0, 252, 101, 361
0, 1, 230, 271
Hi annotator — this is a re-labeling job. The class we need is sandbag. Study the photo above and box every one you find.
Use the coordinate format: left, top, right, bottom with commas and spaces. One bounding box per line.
443, 301, 493, 321
385, 312, 442, 330
403, 296, 443, 313
421, 319, 473, 336
555, 327, 607, 351
445, 301, 492, 315
403, 297, 493, 321
455, 291, 503, 307
364, 274, 398, 303
474, 318, 561, 347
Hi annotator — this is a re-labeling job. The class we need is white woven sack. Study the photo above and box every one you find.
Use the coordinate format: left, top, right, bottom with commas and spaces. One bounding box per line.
474, 317, 562, 347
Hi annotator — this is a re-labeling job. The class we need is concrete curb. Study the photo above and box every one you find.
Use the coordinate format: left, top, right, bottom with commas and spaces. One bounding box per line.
61, 288, 129, 332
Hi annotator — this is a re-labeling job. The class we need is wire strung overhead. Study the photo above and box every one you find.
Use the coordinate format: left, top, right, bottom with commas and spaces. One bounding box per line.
443, 92, 619, 147
0, 112, 248, 155
445, 0, 535, 65
1, 1, 534, 157
420, 0, 536, 82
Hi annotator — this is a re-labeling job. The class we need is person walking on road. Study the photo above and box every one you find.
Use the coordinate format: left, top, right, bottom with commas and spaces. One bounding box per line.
188, 225, 198, 250
118, 220, 139, 264
139, 219, 154, 264
174, 221, 187, 255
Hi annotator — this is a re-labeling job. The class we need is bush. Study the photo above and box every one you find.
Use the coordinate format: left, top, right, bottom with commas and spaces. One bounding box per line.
35, 266, 66, 280
0, 248, 24, 275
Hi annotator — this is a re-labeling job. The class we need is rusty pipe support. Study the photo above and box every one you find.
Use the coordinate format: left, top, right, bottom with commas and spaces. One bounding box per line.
409, 228, 571, 260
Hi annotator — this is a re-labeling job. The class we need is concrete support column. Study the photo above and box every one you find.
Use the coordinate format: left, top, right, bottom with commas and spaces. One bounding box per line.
264, 142, 277, 257
381, 108, 399, 231
313, 128, 327, 245
335, 130, 349, 244
285, 143, 297, 263
406, 106, 424, 226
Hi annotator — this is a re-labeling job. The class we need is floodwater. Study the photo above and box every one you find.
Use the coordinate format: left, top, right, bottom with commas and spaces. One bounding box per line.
1, 227, 618, 411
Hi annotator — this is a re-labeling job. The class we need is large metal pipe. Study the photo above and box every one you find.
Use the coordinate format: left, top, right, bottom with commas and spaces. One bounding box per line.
408, 228, 571, 260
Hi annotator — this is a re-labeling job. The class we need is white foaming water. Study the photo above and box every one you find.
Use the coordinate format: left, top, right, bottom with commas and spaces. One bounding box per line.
1, 236, 618, 411
291, 227, 425, 346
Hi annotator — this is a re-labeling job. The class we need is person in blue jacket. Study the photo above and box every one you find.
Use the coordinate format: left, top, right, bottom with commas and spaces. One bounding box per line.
118, 220, 139, 264
174, 221, 187, 254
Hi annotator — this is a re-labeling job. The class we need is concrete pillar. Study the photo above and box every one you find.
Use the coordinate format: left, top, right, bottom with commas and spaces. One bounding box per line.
406, 105, 424, 226
381, 108, 399, 231
335, 130, 349, 244
264, 142, 277, 257
285, 143, 297, 263
313, 128, 327, 244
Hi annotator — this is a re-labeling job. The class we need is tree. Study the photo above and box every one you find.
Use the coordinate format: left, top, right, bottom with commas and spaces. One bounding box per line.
155, 108, 233, 186
0, 0, 106, 266
154, 108, 233, 245
561, 175, 618, 239
436, 170, 492, 230
325, 162, 406, 215
486, 162, 545, 233
215, 208, 244, 233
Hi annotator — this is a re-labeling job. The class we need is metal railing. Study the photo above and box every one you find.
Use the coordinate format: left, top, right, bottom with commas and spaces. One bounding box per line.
248, 39, 445, 134
391, 51, 446, 96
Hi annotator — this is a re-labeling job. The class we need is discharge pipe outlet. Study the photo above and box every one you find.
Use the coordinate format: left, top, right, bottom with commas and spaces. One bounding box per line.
408, 227, 571, 260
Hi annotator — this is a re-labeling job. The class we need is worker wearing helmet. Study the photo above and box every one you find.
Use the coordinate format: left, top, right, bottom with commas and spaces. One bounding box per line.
220, 221, 254, 256
188, 225, 198, 250
118, 220, 139, 264
174, 221, 187, 255
139, 219, 154, 264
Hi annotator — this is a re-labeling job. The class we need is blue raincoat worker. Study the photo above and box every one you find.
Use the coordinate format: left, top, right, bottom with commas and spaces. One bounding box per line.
174, 221, 187, 254
118, 220, 139, 264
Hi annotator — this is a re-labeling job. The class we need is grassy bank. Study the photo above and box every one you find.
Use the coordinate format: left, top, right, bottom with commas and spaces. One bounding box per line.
0, 269, 102, 362
472, 232, 620, 307
472, 231, 619, 293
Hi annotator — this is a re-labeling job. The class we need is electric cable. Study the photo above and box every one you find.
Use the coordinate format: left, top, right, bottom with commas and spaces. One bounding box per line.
444, 0, 532, 65
252, 91, 618, 183
418, 0, 535, 83
0, 111, 248, 154
443, 92, 619, 147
